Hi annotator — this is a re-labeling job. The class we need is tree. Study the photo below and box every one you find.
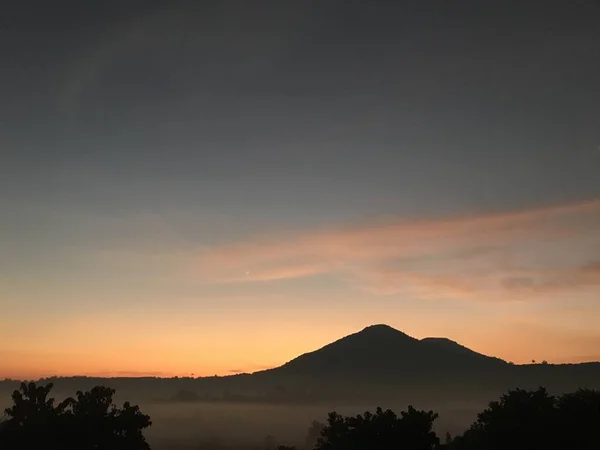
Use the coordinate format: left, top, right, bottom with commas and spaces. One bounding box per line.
449, 387, 600, 450
454, 387, 556, 450
0, 382, 65, 448
3, 382, 62, 423
68, 386, 151, 450
0, 382, 151, 450
398, 406, 441, 450
314, 406, 439, 450
555, 388, 600, 449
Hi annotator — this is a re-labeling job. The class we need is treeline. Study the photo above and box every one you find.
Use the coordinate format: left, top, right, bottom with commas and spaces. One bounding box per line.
1, 382, 599, 450
301, 387, 600, 450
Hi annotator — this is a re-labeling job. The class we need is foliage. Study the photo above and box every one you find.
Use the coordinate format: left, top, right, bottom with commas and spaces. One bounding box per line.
314, 405, 439, 450
554, 388, 600, 450
305, 387, 600, 450
449, 387, 600, 450
2, 382, 599, 450
0, 382, 151, 450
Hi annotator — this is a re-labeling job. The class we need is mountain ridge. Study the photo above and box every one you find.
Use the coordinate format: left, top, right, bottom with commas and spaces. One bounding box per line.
256, 324, 507, 379
4, 324, 599, 405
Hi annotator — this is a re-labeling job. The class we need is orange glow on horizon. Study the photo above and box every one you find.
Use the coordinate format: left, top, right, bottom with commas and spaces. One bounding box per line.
1, 198, 599, 380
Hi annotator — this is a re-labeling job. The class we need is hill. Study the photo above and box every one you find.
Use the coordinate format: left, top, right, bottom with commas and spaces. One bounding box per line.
3, 324, 599, 405
420, 336, 506, 363
260, 324, 507, 380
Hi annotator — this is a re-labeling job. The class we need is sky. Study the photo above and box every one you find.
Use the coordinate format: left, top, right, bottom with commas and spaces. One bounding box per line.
0, 0, 599, 379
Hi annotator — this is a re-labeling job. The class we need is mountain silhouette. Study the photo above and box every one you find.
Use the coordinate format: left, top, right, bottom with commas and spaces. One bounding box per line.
6, 323, 599, 405
420, 336, 504, 362
259, 324, 507, 381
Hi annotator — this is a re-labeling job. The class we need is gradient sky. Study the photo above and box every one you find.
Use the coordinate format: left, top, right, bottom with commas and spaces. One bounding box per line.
1, 1, 599, 379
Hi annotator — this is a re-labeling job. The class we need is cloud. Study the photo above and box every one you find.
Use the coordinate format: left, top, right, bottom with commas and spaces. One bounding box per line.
350, 268, 486, 298
352, 260, 600, 301
233, 263, 328, 282
500, 260, 600, 294
194, 199, 600, 300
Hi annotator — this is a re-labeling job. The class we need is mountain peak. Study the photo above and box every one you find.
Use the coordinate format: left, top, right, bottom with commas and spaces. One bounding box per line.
361, 324, 400, 333
356, 324, 416, 341
270, 324, 506, 377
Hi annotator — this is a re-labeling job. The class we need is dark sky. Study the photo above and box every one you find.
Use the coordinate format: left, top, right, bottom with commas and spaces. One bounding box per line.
1, 1, 599, 377
2, 1, 599, 219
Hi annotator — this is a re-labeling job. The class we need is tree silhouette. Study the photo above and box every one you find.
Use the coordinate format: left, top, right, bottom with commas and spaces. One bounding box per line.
454, 387, 556, 450
1, 382, 63, 448
4, 382, 56, 424
0, 382, 151, 450
554, 388, 600, 450
68, 386, 151, 450
314, 406, 439, 450
449, 387, 600, 450
3, 382, 599, 450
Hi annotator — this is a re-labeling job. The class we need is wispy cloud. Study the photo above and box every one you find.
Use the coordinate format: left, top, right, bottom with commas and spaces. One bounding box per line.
195, 199, 600, 301
500, 260, 600, 294
352, 260, 600, 300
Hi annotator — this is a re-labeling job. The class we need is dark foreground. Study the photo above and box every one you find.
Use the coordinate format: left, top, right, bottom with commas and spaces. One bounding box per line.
1, 382, 599, 450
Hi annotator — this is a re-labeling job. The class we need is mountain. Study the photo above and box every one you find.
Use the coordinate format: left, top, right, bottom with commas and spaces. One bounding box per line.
258, 324, 507, 380
420, 337, 505, 363
4, 324, 599, 405
243, 325, 599, 403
